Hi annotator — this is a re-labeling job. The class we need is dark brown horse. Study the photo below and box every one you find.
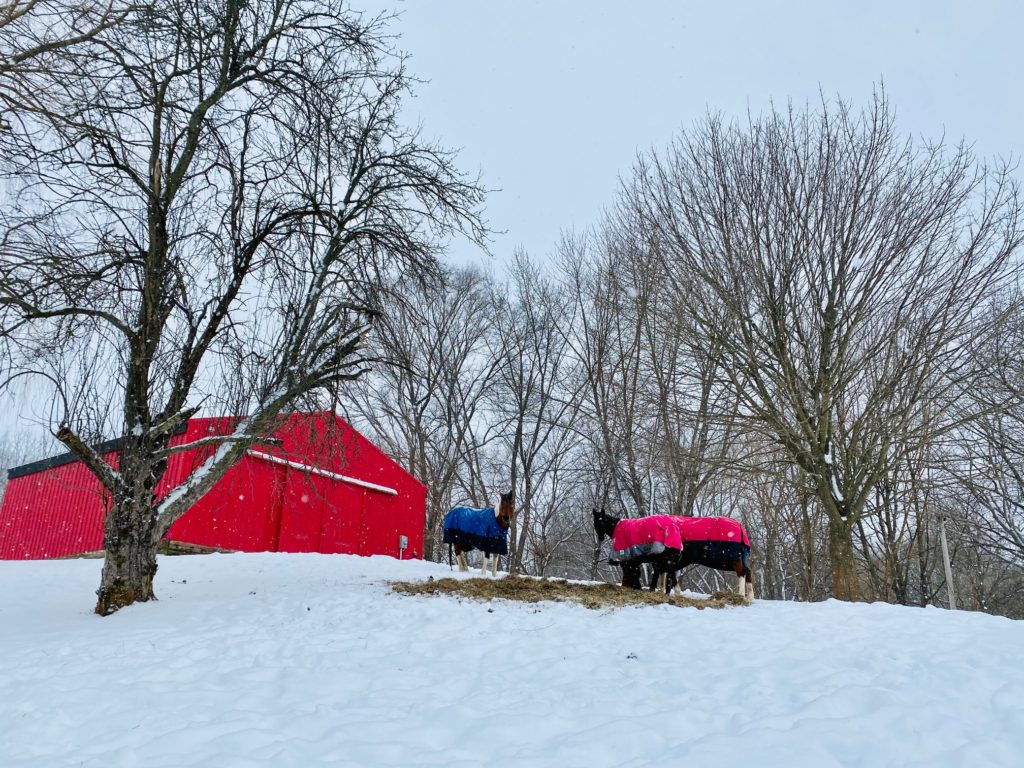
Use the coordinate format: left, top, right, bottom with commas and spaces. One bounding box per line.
592, 508, 755, 601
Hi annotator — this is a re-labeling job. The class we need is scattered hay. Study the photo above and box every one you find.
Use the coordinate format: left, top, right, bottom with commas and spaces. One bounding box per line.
391, 575, 748, 610
158, 541, 235, 556
57, 541, 235, 560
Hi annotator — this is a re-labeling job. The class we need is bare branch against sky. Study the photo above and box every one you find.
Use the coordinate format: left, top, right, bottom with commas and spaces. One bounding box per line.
365, 0, 1023, 262
3, 1, 1021, 440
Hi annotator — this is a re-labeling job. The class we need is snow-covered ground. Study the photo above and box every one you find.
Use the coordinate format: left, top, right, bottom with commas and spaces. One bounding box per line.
1, 554, 1022, 767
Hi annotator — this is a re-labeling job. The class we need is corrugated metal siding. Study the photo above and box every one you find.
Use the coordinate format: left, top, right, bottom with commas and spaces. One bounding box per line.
0, 450, 117, 559
0, 413, 427, 560
317, 482, 366, 555
271, 412, 427, 558
169, 454, 286, 552
277, 469, 327, 553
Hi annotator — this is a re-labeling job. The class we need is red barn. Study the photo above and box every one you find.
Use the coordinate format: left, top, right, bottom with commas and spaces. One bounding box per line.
0, 412, 425, 561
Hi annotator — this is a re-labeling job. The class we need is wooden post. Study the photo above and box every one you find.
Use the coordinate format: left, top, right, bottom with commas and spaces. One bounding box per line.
939, 517, 957, 610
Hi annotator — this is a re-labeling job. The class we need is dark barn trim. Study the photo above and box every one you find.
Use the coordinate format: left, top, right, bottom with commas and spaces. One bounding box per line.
7, 424, 189, 480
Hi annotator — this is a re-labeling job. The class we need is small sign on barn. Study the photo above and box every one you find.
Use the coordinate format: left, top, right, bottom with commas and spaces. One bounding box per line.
0, 413, 426, 561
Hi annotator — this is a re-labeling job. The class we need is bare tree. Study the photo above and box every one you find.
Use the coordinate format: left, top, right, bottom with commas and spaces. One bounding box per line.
953, 295, 1024, 569
340, 265, 499, 561
0, 0, 485, 614
492, 252, 583, 574
556, 223, 743, 589
0, 0, 129, 82
0, 428, 52, 501
558, 231, 652, 516
625, 90, 1022, 600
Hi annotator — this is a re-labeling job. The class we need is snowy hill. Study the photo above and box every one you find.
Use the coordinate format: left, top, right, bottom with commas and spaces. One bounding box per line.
1, 554, 1022, 767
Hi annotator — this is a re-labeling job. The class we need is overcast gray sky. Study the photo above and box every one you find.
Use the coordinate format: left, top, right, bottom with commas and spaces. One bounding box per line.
370, 0, 1024, 266
4, 1, 1023, 443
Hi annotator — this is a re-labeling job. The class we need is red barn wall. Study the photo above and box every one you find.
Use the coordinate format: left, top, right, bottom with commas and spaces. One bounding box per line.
0, 413, 426, 561
0, 448, 120, 560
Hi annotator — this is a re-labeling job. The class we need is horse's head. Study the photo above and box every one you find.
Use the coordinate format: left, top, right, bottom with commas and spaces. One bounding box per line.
497, 490, 515, 531
592, 507, 620, 543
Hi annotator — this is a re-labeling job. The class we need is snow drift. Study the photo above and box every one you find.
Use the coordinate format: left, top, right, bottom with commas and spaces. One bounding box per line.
1, 553, 1022, 767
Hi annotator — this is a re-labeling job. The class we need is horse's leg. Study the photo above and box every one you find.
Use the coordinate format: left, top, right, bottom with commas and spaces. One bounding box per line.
621, 562, 642, 590
630, 566, 642, 590
480, 554, 488, 577
650, 556, 670, 594
671, 551, 689, 595
661, 554, 681, 595
456, 547, 468, 572
625, 565, 637, 589
745, 564, 755, 601
734, 559, 747, 598
491, 554, 498, 577
647, 563, 660, 591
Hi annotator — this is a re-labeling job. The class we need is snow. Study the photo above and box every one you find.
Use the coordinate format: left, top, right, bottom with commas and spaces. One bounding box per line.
830, 471, 845, 504
156, 439, 237, 515
823, 443, 845, 503
2, 554, 1023, 767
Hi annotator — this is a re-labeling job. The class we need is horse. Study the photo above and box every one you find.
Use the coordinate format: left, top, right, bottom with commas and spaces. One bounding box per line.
592, 508, 755, 601
591, 508, 682, 589
443, 491, 515, 576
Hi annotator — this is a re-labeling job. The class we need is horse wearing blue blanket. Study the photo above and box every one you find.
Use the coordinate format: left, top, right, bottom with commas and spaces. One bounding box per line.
443, 491, 515, 576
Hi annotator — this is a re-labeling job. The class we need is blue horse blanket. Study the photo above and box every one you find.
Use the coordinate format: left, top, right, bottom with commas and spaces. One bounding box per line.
443, 506, 509, 556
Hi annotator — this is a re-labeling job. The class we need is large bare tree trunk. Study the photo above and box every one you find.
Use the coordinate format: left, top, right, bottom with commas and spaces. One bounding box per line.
96, 499, 160, 615
827, 517, 861, 602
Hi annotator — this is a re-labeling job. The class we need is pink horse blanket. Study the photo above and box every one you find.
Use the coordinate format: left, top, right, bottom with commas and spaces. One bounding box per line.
611, 515, 750, 563
611, 515, 684, 562
673, 516, 751, 547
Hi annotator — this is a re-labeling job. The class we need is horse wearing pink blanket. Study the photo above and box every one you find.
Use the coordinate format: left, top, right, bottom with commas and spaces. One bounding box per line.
593, 508, 755, 601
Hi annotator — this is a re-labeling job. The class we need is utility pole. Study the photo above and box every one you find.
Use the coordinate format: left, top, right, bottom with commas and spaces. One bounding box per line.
939, 517, 957, 610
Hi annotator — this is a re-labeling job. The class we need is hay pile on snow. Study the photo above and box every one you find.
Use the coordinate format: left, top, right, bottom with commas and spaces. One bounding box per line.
392, 574, 748, 610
